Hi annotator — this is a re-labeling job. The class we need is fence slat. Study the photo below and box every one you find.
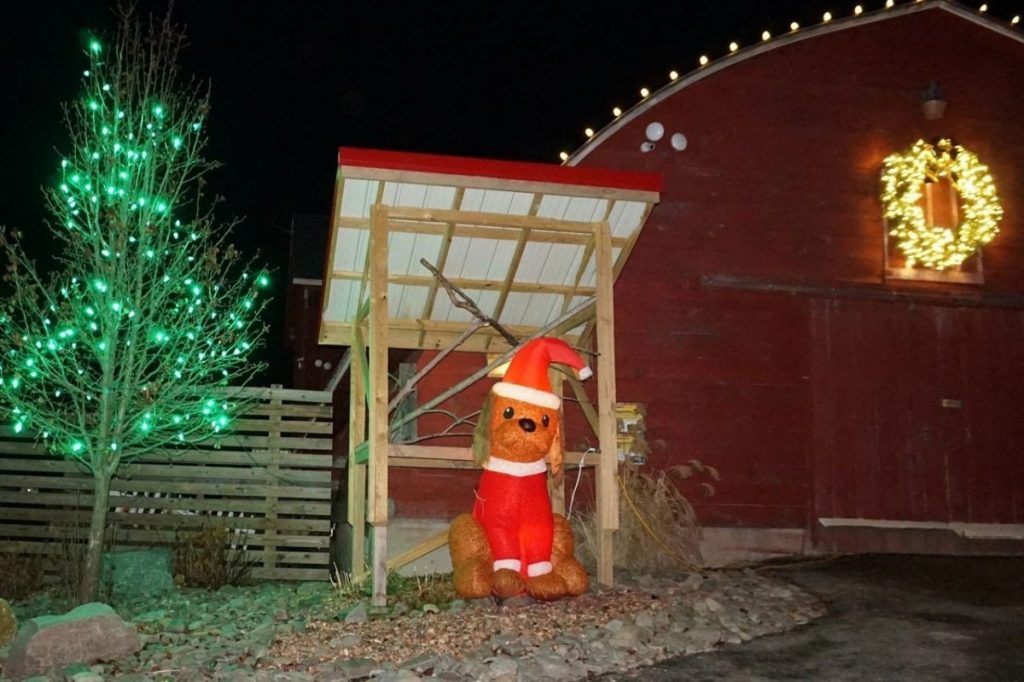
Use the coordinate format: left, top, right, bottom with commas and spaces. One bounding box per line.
0, 385, 334, 581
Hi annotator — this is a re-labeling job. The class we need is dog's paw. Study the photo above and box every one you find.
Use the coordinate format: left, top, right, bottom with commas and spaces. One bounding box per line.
553, 557, 589, 596
492, 568, 526, 599
525, 571, 569, 601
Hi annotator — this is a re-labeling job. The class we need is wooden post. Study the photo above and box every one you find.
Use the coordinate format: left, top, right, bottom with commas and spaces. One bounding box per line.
346, 328, 367, 579
264, 388, 283, 576
548, 367, 566, 516
595, 220, 619, 586
368, 203, 390, 606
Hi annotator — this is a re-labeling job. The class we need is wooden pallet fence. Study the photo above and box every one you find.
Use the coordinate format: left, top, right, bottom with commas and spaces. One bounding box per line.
0, 386, 334, 582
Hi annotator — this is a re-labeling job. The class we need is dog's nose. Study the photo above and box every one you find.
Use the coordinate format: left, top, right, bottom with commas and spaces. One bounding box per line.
518, 418, 536, 433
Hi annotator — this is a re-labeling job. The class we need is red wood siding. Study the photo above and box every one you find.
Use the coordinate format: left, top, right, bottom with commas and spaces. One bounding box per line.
578, 9, 1024, 532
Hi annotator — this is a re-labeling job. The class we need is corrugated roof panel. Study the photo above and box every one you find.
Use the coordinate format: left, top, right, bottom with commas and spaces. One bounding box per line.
514, 242, 553, 283
338, 178, 373, 218
425, 185, 459, 209
540, 243, 585, 286
562, 196, 607, 222
442, 236, 471, 279
324, 279, 355, 322
484, 239, 518, 284
520, 293, 562, 328
434, 288, 501, 323
457, 237, 500, 281
609, 200, 646, 238
333, 228, 366, 271
498, 291, 532, 326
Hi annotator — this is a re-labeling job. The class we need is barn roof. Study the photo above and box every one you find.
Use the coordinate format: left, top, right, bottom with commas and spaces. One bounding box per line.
318, 147, 661, 351
570, 0, 1024, 165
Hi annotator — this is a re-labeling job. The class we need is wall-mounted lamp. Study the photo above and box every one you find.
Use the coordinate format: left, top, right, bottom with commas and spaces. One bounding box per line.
922, 81, 946, 120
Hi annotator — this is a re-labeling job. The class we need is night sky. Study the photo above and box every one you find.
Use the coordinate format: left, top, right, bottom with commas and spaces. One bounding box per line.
0, 0, 826, 383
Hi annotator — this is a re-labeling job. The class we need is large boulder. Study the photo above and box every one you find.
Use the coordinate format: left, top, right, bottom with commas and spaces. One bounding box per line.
4, 602, 140, 680
0, 597, 16, 646
103, 548, 174, 599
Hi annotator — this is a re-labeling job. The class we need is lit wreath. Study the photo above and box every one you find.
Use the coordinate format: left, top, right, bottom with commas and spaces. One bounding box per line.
880, 139, 1003, 270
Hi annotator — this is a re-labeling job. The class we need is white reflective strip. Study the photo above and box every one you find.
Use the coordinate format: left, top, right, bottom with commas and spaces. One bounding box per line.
494, 559, 522, 572
484, 456, 548, 477
527, 561, 552, 577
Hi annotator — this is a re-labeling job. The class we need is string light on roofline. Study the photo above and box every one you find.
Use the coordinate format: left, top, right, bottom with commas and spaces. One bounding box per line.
823, 11, 833, 22
612, 106, 622, 117
761, 30, 771, 41
1012, 15, 1021, 25
979, 4, 988, 12
639, 87, 650, 98
729, 41, 739, 52
854, 5, 863, 15
790, 21, 800, 31
669, 69, 679, 80
559, 151, 569, 162
885, 0, 894, 8
699, 55, 709, 66
584, 127, 595, 138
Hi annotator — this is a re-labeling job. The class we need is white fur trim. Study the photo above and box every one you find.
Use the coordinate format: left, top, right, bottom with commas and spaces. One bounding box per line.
492, 382, 561, 409
484, 456, 548, 477
527, 561, 553, 577
577, 366, 592, 380
494, 559, 521, 572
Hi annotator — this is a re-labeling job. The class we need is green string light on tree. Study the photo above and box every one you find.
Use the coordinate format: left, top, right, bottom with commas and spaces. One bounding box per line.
0, 12, 270, 602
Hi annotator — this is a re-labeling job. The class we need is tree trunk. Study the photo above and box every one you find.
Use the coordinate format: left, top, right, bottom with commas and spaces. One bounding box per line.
79, 471, 112, 604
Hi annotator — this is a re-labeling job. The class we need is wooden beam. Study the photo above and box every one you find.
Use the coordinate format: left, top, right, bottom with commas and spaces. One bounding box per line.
594, 219, 618, 587
346, 339, 367, 579
387, 206, 602, 234
335, 216, 630, 247
549, 367, 566, 516
368, 203, 390, 606
388, 443, 593, 466
419, 188, 464, 346
322, 320, 580, 352
386, 531, 449, 572
329, 269, 594, 298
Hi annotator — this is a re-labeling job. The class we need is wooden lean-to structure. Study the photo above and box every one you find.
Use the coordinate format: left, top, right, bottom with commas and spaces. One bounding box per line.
318, 148, 661, 603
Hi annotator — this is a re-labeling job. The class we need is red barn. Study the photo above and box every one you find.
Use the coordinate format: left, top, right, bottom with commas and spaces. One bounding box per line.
569, 0, 1024, 560
299, 0, 1024, 570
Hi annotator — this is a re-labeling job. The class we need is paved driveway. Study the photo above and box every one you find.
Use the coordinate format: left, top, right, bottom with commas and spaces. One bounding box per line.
604, 555, 1024, 681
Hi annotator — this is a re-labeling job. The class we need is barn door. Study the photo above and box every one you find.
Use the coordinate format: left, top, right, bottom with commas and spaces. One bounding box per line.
811, 299, 964, 524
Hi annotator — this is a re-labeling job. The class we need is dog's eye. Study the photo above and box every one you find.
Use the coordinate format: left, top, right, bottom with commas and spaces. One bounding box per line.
541, 414, 550, 428
502, 406, 514, 419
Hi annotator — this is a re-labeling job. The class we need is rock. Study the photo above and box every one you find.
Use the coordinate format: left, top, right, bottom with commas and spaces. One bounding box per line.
343, 603, 368, 624
327, 633, 361, 649
533, 653, 580, 681
102, 549, 174, 600
375, 670, 421, 682
5, 603, 140, 681
482, 654, 518, 681
686, 626, 723, 649
399, 652, 438, 673
62, 662, 104, 681
447, 599, 465, 613
0, 597, 17, 646
333, 656, 377, 679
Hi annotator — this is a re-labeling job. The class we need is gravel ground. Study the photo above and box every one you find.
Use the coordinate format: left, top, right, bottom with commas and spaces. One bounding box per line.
4, 569, 825, 681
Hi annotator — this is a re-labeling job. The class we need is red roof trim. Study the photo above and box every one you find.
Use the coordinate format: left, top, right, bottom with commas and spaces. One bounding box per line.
338, 147, 663, 194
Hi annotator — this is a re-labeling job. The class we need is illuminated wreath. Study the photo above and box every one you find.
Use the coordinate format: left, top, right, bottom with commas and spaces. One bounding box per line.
880, 139, 1003, 270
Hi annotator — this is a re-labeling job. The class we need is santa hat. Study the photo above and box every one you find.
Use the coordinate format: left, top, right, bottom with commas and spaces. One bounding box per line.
492, 337, 592, 410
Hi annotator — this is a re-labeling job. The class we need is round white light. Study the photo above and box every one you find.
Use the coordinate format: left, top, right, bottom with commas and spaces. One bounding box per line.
823, 11, 833, 22
1013, 15, 1021, 25
885, 0, 894, 7
645, 121, 665, 142
669, 70, 679, 81
559, 151, 569, 162
729, 41, 739, 52
761, 30, 771, 41
790, 21, 800, 31
699, 55, 709, 66
585, 127, 595, 138
640, 87, 650, 98
670, 132, 688, 151
640, 141, 655, 153
980, 4, 988, 13
854, 5, 863, 15
612, 106, 622, 117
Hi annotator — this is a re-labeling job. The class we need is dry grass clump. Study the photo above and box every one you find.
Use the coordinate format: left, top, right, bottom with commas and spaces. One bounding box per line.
0, 551, 46, 600
173, 525, 256, 589
576, 460, 719, 575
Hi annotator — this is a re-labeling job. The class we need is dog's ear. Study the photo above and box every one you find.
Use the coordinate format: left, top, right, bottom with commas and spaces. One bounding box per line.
472, 393, 492, 466
547, 419, 564, 485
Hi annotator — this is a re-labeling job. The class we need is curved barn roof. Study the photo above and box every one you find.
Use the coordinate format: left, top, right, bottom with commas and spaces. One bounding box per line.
569, 0, 1024, 165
